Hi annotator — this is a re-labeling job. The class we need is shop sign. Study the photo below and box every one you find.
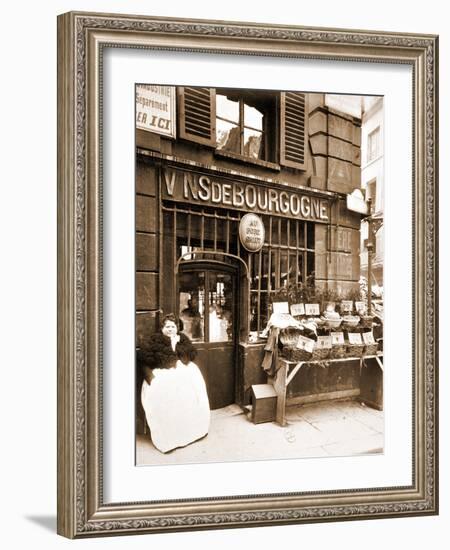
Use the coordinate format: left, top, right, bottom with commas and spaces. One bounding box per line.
136, 85, 176, 138
161, 168, 330, 223
239, 213, 265, 252
346, 189, 368, 215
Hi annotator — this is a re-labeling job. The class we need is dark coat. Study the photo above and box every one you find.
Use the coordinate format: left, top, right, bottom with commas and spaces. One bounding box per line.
137, 332, 197, 384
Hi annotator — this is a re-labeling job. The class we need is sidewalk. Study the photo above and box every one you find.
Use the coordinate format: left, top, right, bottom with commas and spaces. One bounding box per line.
136, 398, 384, 466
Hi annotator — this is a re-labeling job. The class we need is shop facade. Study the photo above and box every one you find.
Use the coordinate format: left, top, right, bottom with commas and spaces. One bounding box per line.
136, 87, 363, 415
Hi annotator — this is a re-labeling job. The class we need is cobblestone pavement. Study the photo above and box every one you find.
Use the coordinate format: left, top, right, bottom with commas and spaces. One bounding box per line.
136, 399, 384, 466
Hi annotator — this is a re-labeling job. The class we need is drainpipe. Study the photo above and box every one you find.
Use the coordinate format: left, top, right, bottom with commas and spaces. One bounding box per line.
366, 198, 373, 314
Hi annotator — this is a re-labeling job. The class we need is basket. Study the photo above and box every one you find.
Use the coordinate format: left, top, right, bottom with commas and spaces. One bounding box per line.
329, 344, 346, 359
310, 317, 326, 329
341, 316, 360, 331
279, 327, 303, 347
322, 317, 343, 330
360, 315, 374, 329
281, 347, 312, 362
346, 343, 365, 357
311, 346, 330, 360
363, 342, 379, 356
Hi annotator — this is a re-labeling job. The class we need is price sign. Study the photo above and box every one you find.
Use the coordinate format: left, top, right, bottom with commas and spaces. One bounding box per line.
272, 301, 289, 314
362, 332, 376, 344
290, 303, 305, 316
316, 336, 332, 349
331, 332, 345, 345
305, 303, 320, 316
355, 301, 367, 314
348, 332, 363, 345
341, 300, 353, 313
296, 335, 315, 353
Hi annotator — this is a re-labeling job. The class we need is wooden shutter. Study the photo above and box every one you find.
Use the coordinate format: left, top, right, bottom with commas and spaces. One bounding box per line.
280, 92, 308, 170
178, 87, 216, 146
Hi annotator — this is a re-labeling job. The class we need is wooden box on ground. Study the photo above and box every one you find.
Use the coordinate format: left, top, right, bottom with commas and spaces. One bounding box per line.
251, 384, 277, 424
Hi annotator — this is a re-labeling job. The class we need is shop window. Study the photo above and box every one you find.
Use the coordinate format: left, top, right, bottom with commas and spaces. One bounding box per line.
162, 204, 315, 339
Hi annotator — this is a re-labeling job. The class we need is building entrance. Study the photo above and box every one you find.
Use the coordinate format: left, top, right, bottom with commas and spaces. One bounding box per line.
178, 264, 237, 410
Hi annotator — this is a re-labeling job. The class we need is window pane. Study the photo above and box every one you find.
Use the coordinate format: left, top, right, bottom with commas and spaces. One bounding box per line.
280, 219, 288, 246
271, 218, 280, 245
280, 251, 289, 288
289, 253, 297, 287
179, 271, 205, 343
260, 293, 270, 330
244, 104, 263, 130
367, 127, 380, 162
216, 119, 240, 154
216, 94, 239, 123
243, 128, 262, 159
250, 254, 259, 290
208, 272, 233, 342
261, 251, 269, 291
307, 252, 315, 285
307, 222, 315, 249
250, 292, 259, 332
271, 250, 278, 289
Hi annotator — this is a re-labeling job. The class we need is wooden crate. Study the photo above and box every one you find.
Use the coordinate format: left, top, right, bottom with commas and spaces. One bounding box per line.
250, 384, 277, 424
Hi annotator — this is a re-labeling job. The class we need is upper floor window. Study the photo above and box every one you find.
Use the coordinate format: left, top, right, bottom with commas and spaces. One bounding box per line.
367, 126, 380, 163
366, 179, 377, 211
216, 93, 266, 161
177, 87, 308, 170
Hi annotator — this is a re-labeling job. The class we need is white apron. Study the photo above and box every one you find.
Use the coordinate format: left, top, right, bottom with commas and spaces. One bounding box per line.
141, 360, 210, 453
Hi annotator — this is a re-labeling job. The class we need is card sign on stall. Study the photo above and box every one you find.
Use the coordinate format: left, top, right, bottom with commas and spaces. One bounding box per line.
272, 301, 290, 314
296, 335, 315, 353
290, 303, 305, 316
316, 336, 332, 349
362, 332, 376, 344
348, 332, 363, 345
340, 300, 354, 313
331, 332, 345, 345
305, 303, 320, 316
355, 301, 367, 314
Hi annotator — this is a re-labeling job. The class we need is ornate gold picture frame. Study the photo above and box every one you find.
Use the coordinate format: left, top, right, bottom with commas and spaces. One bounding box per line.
57, 11, 438, 538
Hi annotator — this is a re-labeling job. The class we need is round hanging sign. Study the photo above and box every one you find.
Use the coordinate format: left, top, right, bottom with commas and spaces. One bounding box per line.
239, 213, 265, 253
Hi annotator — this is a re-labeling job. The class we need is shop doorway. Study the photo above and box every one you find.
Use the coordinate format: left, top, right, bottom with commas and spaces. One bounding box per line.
178, 264, 237, 409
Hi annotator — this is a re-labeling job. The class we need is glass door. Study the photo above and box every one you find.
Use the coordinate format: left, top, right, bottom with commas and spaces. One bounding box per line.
178, 266, 237, 409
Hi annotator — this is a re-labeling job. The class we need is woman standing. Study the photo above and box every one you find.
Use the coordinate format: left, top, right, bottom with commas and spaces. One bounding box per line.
138, 314, 210, 453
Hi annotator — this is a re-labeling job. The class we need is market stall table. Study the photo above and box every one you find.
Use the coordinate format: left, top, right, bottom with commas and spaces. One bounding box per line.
268, 354, 383, 426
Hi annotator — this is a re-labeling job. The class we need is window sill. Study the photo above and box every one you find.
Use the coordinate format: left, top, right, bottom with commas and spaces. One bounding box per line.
214, 149, 281, 172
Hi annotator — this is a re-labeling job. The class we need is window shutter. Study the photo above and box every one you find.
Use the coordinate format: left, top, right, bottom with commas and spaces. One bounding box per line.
280, 92, 308, 170
178, 87, 216, 146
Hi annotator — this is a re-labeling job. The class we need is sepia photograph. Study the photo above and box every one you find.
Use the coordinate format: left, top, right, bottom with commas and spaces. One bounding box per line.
55, 9, 438, 538
135, 85, 385, 465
